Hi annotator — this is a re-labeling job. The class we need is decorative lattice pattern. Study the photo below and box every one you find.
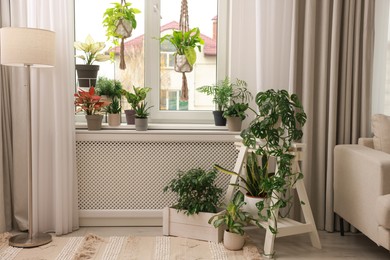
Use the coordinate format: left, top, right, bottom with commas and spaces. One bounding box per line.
76, 141, 238, 210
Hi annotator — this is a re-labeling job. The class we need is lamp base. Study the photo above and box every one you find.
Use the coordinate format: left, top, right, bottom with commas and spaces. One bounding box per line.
9, 232, 52, 248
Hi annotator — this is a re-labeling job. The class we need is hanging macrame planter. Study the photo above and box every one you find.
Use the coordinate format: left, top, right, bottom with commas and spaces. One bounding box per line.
115, 0, 133, 70
176, 0, 190, 101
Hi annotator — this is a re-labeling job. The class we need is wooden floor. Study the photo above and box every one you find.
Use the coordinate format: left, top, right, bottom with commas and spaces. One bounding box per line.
63, 226, 389, 259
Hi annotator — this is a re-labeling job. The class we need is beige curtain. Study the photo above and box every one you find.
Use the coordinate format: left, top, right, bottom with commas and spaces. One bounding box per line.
289, 0, 374, 231
0, 0, 14, 233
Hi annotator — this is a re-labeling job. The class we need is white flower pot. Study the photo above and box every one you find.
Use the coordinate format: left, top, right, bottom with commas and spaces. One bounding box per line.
244, 194, 268, 218
223, 230, 245, 251
108, 113, 121, 127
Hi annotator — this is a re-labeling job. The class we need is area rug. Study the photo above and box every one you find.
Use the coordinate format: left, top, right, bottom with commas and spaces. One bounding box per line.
0, 233, 262, 259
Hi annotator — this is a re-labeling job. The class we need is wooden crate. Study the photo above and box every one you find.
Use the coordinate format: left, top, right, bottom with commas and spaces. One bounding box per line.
162, 207, 224, 242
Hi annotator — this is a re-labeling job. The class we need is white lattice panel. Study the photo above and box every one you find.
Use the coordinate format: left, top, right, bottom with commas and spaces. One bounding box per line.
76, 140, 237, 211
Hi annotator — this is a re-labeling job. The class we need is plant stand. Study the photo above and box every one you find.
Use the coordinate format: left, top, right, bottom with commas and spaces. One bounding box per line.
225, 139, 321, 257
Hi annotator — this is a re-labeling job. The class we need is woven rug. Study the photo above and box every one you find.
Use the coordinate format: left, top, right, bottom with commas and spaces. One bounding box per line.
0, 233, 262, 260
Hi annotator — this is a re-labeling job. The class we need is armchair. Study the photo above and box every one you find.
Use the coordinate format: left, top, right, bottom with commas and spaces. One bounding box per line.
334, 138, 390, 251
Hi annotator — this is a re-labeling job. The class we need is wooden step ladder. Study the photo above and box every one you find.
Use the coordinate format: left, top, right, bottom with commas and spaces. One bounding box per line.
224, 140, 321, 257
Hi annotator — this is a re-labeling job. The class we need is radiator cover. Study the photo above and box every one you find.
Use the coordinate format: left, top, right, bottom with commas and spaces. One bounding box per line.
76, 132, 238, 226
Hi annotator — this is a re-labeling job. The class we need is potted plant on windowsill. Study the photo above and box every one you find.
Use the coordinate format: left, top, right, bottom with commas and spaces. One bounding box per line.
74, 35, 111, 88
95, 76, 123, 102
197, 77, 251, 126
209, 190, 260, 251
134, 102, 152, 131
163, 168, 224, 242
103, 1, 140, 70
105, 97, 122, 127
121, 86, 151, 125
74, 87, 110, 130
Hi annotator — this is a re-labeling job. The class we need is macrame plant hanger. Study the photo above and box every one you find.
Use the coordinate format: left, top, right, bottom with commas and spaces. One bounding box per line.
116, 0, 133, 70
179, 0, 189, 101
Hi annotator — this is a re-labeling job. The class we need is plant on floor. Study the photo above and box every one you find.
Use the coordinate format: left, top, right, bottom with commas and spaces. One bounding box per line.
163, 168, 223, 215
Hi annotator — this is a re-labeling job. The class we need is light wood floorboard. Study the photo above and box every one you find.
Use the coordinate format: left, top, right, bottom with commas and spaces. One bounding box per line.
61, 226, 389, 259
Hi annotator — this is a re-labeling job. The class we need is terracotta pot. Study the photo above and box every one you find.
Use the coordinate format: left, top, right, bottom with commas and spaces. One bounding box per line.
223, 230, 245, 251
226, 116, 242, 131
108, 113, 121, 127
85, 114, 103, 130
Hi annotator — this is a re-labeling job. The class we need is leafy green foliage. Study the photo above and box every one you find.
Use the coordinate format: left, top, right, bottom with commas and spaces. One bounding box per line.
238, 89, 307, 234
102, 2, 141, 45
208, 190, 261, 235
121, 86, 151, 109
105, 97, 121, 114
197, 77, 252, 111
159, 27, 204, 66
163, 168, 223, 215
95, 77, 123, 98
223, 102, 249, 120
134, 102, 152, 118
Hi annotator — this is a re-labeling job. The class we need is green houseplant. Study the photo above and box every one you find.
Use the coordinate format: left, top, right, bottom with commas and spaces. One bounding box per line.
197, 77, 251, 126
95, 76, 123, 99
74, 87, 110, 130
162, 168, 225, 242
134, 102, 152, 131
105, 97, 122, 127
74, 35, 111, 88
103, 1, 141, 70
242, 89, 306, 234
159, 27, 204, 73
209, 190, 259, 250
121, 86, 151, 124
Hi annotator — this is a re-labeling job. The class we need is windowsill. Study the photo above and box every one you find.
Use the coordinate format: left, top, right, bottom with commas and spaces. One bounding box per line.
75, 122, 241, 135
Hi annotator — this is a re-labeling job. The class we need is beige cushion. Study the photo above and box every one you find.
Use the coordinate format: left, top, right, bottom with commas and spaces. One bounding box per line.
376, 194, 390, 229
372, 114, 390, 153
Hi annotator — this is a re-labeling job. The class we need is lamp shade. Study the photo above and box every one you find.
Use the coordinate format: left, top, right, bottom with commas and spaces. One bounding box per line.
0, 27, 55, 67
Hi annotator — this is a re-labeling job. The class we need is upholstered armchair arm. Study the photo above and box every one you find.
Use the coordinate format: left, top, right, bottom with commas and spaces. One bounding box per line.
334, 144, 390, 241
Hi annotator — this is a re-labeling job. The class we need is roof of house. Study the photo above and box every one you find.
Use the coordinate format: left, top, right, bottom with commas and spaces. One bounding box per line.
111, 21, 216, 56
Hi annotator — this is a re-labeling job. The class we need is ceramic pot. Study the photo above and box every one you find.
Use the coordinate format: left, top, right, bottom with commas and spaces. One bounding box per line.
108, 113, 121, 127
75, 64, 99, 88
85, 114, 103, 130
244, 194, 268, 218
223, 230, 245, 251
135, 117, 148, 131
212, 111, 227, 126
226, 116, 242, 131
174, 54, 193, 73
124, 109, 136, 125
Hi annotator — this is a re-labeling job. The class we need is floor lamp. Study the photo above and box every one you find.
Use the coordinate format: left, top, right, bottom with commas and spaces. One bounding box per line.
0, 27, 55, 248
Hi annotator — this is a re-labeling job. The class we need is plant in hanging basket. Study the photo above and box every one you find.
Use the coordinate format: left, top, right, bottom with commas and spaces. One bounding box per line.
159, 27, 204, 72
103, 1, 141, 70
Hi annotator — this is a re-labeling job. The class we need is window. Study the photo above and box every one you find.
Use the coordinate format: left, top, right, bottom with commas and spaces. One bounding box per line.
75, 0, 228, 124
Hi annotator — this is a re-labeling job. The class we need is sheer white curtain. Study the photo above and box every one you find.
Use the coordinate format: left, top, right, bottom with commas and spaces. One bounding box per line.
9, 0, 78, 235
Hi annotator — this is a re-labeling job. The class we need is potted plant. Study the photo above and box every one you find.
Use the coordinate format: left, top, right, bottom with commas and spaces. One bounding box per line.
121, 86, 151, 124
197, 77, 251, 126
243, 89, 306, 234
103, 1, 141, 70
159, 27, 204, 73
74, 35, 111, 88
209, 190, 259, 250
134, 102, 152, 131
74, 87, 110, 130
105, 97, 122, 127
95, 76, 123, 101
162, 168, 224, 242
